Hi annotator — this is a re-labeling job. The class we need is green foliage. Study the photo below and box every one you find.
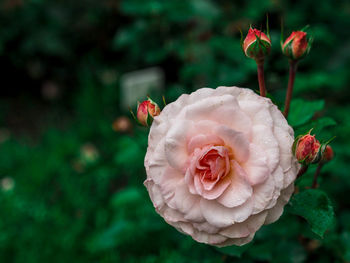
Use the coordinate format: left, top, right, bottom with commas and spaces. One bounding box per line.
289, 189, 335, 238
288, 99, 324, 127
216, 243, 252, 257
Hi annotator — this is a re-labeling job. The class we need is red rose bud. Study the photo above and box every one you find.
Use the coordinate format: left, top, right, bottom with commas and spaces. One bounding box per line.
293, 134, 321, 165
282, 31, 310, 60
136, 98, 161, 127
322, 145, 334, 162
243, 28, 271, 62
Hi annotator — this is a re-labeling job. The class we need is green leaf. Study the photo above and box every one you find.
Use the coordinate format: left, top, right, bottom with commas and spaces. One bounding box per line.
288, 99, 324, 127
288, 189, 335, 238
215, 243, 252, 257
295, 117, 337, 138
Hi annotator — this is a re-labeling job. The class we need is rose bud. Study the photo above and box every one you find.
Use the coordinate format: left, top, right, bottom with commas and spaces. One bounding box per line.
243, 28, 271, 62
282, 31, 310, 60
136, 98, 161, 127
293, 134, 321, 165
322, 145, 334, 162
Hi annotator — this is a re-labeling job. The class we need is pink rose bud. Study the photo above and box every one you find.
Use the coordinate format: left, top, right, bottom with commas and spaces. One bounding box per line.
243, 28, 271, 62
136, 98, 161, 127
322, 145, 334, 162
293, 134, 321, 165
282, 31, 310, 60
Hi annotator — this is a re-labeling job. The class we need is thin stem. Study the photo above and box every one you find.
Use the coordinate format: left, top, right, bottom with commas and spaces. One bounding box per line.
256, 61, 266, 97
283, 60, 298, 118
312, 162, 323, 188
297, 165, 308, 179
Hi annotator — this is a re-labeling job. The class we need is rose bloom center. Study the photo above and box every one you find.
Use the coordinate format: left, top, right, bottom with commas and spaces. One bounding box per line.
192, 145, 231, 191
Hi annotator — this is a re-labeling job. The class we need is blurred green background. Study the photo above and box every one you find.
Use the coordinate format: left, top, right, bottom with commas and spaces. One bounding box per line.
0, 0, 349, 262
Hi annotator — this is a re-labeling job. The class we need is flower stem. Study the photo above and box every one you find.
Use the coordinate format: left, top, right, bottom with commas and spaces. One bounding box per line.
256, 61, 266, 97
312, 162, 323, 188
283, 60, 298, 118
297, 165, 308, 179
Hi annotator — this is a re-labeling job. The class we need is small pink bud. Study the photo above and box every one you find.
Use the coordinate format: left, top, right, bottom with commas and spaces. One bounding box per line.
243, 28, 271, 62
136, 98, 161, 127
322, 145, 334, 162
282, 31, 310, 60
294, 134, 321, 164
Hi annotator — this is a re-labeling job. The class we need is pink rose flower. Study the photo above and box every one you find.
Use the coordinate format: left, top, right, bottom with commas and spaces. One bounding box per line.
144, 87, 299, 247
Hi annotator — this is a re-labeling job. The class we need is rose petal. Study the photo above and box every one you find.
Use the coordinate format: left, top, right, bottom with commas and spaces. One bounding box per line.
214, 125, 250, 163
164, 119, 193, 171
144, 180, 165, 211
216, 161, 253, 208
195, 175, 231, 200
184, 95, 252, 137
252, 125, 279, 172
264, 183, 294, 224
216, 233, 255, 247
173, 183, 204, 222
242, 143, 269, 185
200, 197, 254, 228
220, 211, 267, 238
187, 134, 224, 154
159, 168, 184, 209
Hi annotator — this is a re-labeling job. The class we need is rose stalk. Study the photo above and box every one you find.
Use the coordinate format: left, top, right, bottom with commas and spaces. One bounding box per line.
282, 29, 312, 117
242, 28, 271, 97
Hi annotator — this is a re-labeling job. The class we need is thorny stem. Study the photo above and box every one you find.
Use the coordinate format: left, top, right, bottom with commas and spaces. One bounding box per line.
297, 165, 308, 179
312, 162, 323, 188
256, 61, 266, 97
283, 60, 298, 118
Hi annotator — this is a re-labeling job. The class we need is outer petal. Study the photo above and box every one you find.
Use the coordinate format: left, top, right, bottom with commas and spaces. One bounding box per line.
200, 197, 254, 228
164, 119, 193, 171
220, 211, 267, 238
264, 183, 295, 224
242, 143, 269, 186
183, 94, 252, 137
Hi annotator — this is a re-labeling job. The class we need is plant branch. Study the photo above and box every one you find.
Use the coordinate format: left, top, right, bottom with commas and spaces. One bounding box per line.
283, 60, 298, 118
256, 61, 266, 97
312, 162, 323, 188
297, 165, 308, 179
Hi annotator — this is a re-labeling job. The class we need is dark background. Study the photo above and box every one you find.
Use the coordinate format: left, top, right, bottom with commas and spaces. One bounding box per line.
0, 0, 349, 262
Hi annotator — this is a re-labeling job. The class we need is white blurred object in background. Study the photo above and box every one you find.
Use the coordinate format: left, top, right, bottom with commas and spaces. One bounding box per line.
120, 67, 164, 110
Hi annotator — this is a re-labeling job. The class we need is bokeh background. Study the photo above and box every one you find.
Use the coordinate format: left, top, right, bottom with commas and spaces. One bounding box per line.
0, 0, 349, 262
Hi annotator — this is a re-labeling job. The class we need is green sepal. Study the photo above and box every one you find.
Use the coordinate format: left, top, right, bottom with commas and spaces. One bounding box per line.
280, 18, 284, 49
162, 95, 167, 106
266, 13, 270, 39
292, 134, 303, 155
239, 28, 244, 53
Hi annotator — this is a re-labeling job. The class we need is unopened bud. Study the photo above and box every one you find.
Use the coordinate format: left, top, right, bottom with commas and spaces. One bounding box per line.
322, 145, 334, 162
293, 133, 321, 165
282, 30, 310, 60
243, 28, 271, 62
136, 98, 161, 127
